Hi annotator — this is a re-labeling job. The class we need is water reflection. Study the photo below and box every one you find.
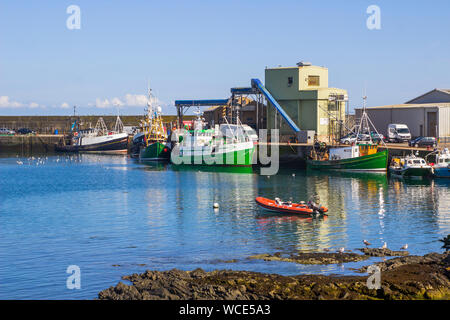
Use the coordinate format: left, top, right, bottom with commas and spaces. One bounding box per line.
0, 154, 449, 299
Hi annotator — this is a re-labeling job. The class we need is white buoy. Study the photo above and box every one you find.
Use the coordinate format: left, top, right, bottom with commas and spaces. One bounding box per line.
213, 202, 219, 209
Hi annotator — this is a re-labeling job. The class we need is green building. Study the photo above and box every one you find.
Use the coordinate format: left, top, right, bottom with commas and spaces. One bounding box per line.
265, 62, 348, 142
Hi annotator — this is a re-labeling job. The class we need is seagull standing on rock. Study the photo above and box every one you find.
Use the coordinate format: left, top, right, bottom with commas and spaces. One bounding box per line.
363, 240, 371, 247
400, 244, 408, 250
381, 242, 387, 249
338, 247, 345, 254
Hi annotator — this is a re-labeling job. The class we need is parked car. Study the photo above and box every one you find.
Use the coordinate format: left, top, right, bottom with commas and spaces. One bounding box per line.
17, 128, 35, 135
0, 128, 15, 135
340, 133, 357, 145
408, 136, 437, 148
370, 131, 385, 143
340, 133, 370, 145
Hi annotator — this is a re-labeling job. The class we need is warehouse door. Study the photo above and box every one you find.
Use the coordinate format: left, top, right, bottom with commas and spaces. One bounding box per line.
427, 112, 437, 137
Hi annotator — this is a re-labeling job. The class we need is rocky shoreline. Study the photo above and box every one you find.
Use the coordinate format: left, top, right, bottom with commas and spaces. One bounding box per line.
98, 251, 450, 300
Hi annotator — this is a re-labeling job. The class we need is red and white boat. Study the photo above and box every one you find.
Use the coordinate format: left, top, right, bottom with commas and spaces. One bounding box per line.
255, 197, 328, 216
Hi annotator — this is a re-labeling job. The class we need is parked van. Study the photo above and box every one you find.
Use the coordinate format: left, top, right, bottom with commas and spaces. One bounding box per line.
387, 124, 411, 143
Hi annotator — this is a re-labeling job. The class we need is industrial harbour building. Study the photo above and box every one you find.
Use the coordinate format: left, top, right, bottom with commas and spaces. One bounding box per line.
264, 63, 348, 142
175, 62, 348, 143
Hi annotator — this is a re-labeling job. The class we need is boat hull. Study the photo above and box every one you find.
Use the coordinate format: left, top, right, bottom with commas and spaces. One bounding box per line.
56, 134, 129, 154
139, 142, 171, 161
172, 144, 255, 167
389, 167, 432, 177
434, 167, 450, 178
255, 197, 328, 215
307, 149, 388, 172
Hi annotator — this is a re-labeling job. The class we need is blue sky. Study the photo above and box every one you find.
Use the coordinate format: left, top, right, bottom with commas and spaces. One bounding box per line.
0, 0, 449, 115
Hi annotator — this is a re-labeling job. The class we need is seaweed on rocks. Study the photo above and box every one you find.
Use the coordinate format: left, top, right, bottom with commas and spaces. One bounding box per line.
98, 252, 450, 300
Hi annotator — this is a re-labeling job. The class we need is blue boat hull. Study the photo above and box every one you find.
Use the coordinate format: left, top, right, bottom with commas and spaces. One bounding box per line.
434, 167, 450, 178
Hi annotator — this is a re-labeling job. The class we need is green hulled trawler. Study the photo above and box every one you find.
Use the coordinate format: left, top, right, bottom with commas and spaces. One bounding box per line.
307, 96, 388, 172
171, 107, 255, 171
137, 87, 171, 161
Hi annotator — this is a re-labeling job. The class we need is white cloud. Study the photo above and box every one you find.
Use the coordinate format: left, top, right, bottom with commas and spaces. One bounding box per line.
95, 98, 111, 108
91, 93, 155, 108
111, 97, 124, 107
124, 94, 148, 107
29, 102, 39, 108
0, 96, 24, 108
61, 102, 70, 109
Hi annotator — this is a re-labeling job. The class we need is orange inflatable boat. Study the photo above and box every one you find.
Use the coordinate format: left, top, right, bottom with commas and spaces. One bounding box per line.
255, 197, 328, 215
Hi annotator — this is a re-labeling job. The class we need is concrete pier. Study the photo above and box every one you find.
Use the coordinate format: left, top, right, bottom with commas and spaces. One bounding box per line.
0, 135, 63, 153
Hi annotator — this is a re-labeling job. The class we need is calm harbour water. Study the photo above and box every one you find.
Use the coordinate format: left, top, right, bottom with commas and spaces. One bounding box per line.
0, 153, 449, 299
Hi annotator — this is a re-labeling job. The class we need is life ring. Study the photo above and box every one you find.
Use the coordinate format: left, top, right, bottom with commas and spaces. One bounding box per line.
74, 132, 78, 137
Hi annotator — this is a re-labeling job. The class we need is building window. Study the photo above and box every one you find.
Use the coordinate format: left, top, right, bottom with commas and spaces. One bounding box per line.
308, 75, 320, 86
328, 101, 339, 111
287, 77, 293, 87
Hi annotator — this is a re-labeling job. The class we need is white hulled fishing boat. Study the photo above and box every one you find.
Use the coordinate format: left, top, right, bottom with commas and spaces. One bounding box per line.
56, 116, 129, 154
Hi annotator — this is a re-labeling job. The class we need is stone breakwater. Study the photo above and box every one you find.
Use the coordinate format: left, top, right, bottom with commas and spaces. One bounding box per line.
98, 252, 450, 300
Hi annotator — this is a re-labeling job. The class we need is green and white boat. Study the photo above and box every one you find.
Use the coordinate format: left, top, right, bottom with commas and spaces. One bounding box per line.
171, 108, 255, 168
389, 154, 432, 178
307, 96, 388, 172
307, 146, 388, 172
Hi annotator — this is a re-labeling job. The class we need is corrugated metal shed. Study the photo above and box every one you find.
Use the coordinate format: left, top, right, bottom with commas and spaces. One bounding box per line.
439, 106, 450, 137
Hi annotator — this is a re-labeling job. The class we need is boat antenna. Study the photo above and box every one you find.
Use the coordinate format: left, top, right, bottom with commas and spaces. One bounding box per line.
147, 81, 154, 118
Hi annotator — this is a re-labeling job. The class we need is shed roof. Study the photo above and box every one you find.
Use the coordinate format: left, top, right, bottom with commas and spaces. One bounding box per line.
355, 102, 450, 111
405, 89, 450, 103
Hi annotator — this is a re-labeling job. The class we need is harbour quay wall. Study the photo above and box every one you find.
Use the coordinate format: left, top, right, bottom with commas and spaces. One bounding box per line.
0, 134, 63, 153
0, 115, 187, 134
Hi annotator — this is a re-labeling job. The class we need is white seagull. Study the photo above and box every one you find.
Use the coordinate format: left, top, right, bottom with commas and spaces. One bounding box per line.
338, 247, 345, 254
381, 242, 387, 249
400, 244, 408, 250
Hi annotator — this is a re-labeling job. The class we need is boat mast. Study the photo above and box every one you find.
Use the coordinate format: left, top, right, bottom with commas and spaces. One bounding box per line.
113, 103, 123, 133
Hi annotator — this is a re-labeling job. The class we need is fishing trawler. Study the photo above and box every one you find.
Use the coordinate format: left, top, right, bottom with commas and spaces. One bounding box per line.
171, 107, 255, 168
307, 96, 388, 172
137, 87, 171, 161
56, 116, 129, 154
